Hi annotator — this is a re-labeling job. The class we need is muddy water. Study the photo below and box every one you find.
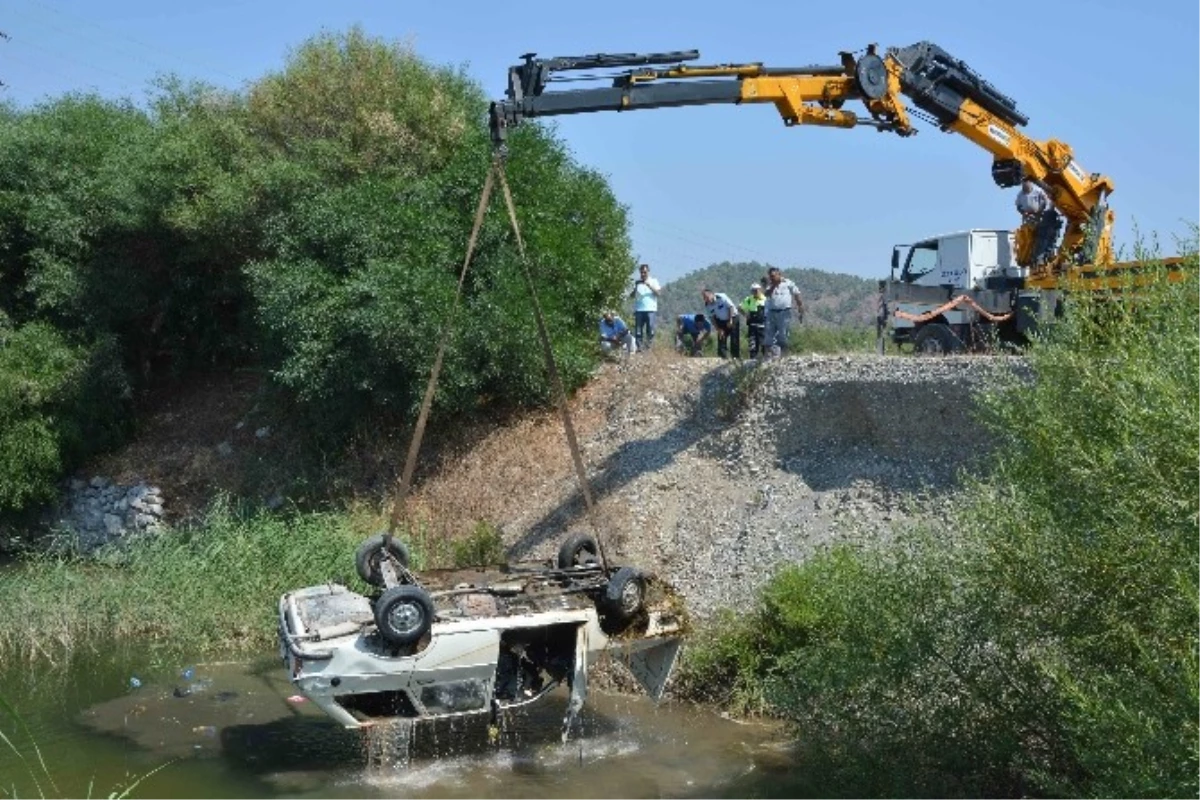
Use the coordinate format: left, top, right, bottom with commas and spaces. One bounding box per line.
0, 653, 805, 798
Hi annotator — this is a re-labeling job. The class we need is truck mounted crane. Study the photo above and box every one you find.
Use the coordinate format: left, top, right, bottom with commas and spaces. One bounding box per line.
489, 41, 1190, 353
489, 41, 1116, 276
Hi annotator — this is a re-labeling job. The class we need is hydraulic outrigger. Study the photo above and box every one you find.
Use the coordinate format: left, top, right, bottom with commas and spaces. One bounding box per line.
488, 42, 1123, 277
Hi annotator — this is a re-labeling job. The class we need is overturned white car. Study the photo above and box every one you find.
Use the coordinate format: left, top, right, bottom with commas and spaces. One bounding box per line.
277, 531, 685, 735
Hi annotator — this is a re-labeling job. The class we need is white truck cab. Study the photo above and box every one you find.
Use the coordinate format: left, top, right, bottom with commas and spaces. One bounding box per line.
892, 229, 1023, 292
880, 228, 1048, 353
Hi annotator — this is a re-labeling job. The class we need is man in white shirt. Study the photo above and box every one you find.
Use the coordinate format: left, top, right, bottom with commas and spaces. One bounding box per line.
1016, 178, 1060, 266
762, 267, 804, 359
1015, 178, 1052, 219
702, 287, 741, 359
627, 263, 661, 352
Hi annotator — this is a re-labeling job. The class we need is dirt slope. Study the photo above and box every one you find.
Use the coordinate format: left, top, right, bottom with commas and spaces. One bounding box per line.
407, 350, 1026, 618
77, 349, 1025, 620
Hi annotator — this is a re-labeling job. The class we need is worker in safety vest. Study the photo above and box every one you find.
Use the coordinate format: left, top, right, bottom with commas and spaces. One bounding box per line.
740, 283, 767, 359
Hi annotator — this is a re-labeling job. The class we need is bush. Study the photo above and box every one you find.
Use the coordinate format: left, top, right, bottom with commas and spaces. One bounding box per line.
678, 251, 1200, 798
0, 320, 130, 514
0, 26, 635, 496
242, 29, 633, 435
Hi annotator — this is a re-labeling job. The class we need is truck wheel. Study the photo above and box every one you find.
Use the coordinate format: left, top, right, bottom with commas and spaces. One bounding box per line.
557, 531, 600, 569
600, 567, 646, 625
355, 533, 411, 587
912, 323, 960, 355
374, 584, 434, 647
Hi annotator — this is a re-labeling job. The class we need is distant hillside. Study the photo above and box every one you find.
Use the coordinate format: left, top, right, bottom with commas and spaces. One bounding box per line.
642, 261, 878, 329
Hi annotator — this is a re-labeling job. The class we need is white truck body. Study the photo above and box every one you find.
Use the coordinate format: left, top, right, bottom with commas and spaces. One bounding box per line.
880, 228, 1051, 352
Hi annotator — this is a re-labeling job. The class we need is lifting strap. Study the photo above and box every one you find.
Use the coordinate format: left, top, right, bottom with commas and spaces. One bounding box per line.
385, 155, 608, 570
386, 163, 495, 536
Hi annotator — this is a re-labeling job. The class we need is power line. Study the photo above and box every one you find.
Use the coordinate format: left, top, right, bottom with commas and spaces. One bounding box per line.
11, 0, 245, 87
8, 33, 145, 95
636, 217, 780, 265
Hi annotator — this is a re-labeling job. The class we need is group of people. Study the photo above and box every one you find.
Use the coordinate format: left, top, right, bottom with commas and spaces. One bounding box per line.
602, 179, 1051, 360
674, 266, 804, 360
599, 262, 661, 356
599, 263, 805, 361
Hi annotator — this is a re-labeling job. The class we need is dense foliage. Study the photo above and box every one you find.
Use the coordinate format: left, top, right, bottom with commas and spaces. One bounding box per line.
677, 256, 1199, 798
0, 28, 632, 514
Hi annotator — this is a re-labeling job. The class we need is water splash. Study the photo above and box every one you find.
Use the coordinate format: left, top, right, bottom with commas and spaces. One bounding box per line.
362, 718, 415, 771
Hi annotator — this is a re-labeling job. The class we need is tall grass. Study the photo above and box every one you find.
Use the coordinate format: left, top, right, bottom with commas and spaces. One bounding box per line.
787, 324, 876, 354
677, 249, 1199, 797
0, 497, 389, 664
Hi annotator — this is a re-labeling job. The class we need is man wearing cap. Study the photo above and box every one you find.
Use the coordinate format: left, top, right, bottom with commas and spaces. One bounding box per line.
701, 287, 741, 359
740, 283, 767, 359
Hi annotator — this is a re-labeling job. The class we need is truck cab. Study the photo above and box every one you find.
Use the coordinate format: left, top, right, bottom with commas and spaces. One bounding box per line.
891, 229, 1023, 292
881, 229, 1040, 353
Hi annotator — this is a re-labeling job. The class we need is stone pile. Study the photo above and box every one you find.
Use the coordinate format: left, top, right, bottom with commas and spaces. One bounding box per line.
55, 476, 167, 554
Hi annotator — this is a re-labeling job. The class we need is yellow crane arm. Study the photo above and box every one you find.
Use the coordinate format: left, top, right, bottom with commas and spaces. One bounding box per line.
881, 43, 1115, 270
489, 41, 1116, 271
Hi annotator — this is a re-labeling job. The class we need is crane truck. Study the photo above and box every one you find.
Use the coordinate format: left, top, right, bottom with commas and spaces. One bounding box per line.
487, 41, 1190, 353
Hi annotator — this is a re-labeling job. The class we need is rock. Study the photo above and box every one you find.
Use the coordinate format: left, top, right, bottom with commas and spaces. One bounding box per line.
90, 476, 107, 489
103, 514, 123, 536
217, 441, 234, 457
255, 426, 271, 439
70, 478, 86, 492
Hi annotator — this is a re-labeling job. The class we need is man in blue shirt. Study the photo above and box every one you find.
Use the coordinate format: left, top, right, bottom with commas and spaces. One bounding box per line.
599, 310, 633, 356
675, 313, 711, 356
627, 263, 661, 352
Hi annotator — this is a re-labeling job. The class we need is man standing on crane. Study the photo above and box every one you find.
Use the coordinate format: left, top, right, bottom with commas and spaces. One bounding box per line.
1016, 178, 1060, 266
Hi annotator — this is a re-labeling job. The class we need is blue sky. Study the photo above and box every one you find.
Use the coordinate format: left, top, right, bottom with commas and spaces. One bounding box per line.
2, 0, 1196, 282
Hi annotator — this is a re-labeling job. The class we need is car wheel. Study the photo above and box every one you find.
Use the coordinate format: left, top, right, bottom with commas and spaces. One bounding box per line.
373, 584, 434, 647
355, 533, 411, 587
600, 567, 646, 624
557, 531, 600, 569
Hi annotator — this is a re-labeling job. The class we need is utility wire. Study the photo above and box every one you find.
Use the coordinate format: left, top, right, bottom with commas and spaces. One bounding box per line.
15, 0, 245, 84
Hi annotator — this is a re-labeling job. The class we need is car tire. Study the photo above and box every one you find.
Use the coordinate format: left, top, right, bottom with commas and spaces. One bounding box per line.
557, 531, 600, 569
355, 533, 411, 587
373, 584, 434, 647
600, 567, 646, 624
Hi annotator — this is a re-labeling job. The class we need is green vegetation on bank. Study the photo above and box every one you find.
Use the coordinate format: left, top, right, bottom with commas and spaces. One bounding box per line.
677, 254, 1199, 798
0, 27, 633, 527
0, 499, 368, 662
0, 497, 506, 664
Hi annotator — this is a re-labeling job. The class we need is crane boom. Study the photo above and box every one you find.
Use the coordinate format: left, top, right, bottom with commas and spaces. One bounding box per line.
488, 41, 1117, 273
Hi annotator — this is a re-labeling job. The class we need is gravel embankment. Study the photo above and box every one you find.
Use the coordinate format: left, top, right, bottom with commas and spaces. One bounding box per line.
494, 352, 1031, 619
